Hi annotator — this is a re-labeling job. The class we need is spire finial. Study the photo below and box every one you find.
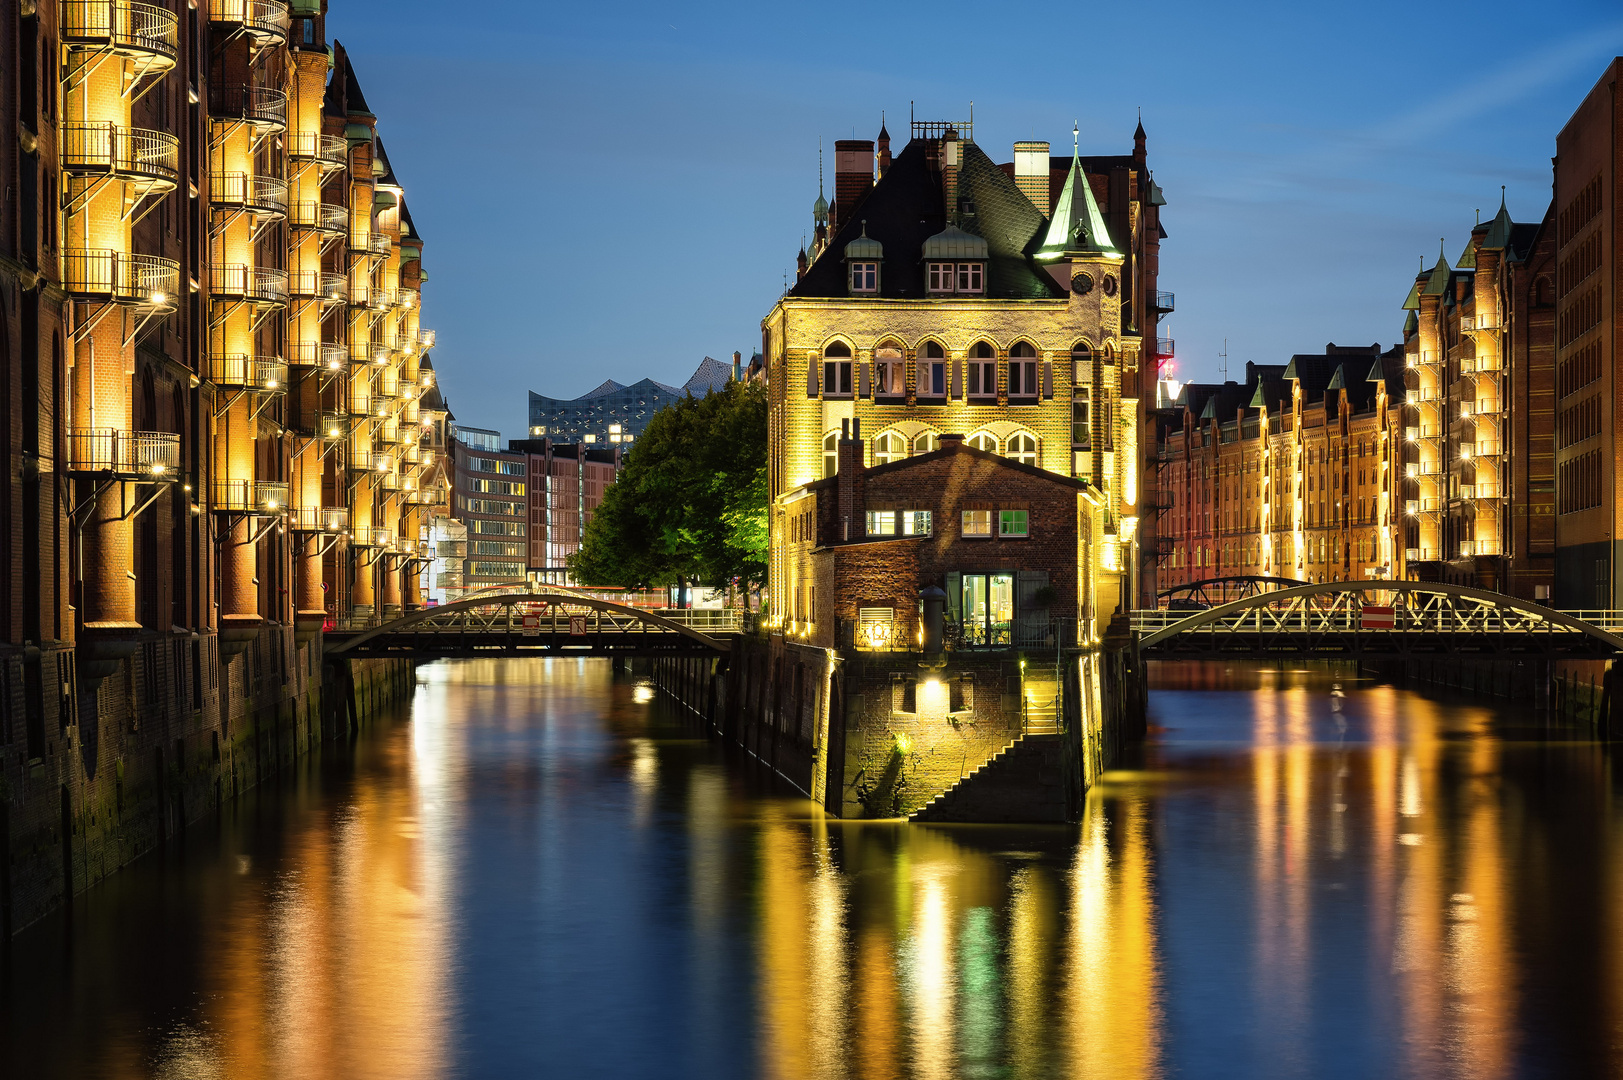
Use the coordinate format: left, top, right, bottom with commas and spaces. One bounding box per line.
1501, 184, 1507, 208
818, 137, 824, 196
1073, 121, 1080, 155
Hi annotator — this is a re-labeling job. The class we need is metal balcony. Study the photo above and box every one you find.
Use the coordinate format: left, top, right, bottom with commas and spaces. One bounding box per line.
348, 387, 373, 417
209, 84, 288, 130
1154, 337, 1174, 359
210, 263, 288, 305
1405, 547, 1441, 562
379, 469, 403, 492
288, 200, 346, 234
210, 171, 287, 217
285, 131, 347, 167
368, 288, 392, 311
63, 249, 179, 305
289, 506, 349, 532
62, 1, 179, 65
369, 233, 392, 257
1461, 312, 1503, 334
61, 123, 179, 186
396, 287, 418, 310
206, 0, 289, 42
288, 270, 347, 303
66, 428, 180, 477
351, 525, 394, 549
345, 444, 373, 471
1153, 290, 1175, 313
418, 329, 436, 350
286, 341, 347, 370
207, 354, 287, 392
213, 479, 288, 513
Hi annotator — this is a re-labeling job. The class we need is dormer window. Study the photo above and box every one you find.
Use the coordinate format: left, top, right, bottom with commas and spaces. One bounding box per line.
921, 225, 990, 295
926, 261, 983, 294
850, 262, 878, 293
844, 221, 883, 297
956, 262, 983, 293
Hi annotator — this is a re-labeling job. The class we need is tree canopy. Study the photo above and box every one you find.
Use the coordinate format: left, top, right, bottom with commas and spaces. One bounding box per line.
568, 380, 767, 593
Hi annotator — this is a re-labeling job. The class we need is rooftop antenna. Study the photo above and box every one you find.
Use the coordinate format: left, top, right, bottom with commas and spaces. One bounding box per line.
1219, 339, 1229, 383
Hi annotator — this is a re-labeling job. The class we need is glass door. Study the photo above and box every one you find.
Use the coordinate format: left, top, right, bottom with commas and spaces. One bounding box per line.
960, 573, 1015, 647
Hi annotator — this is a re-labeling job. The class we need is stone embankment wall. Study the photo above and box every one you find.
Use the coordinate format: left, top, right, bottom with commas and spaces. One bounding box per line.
0, 630, 412, 936
1371, 657, 1616, 733
645, 631, 1145, 821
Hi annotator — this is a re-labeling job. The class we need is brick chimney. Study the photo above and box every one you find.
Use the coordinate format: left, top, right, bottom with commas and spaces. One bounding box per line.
836, 418, 865, 541
941, 128, 960, 222
1014, 141, 1050, 215
833, 140, 875, 234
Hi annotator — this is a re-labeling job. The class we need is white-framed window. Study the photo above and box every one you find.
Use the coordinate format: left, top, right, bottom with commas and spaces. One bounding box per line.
928, 262, 984, 293
913, 431, 940, 455
1008, 360, 1038, 397
956, 262, 983, 293
902, 510, 932, 535
823, 343, 853, 397
927, 262, 954, 293
865, 509, 897, 535
968, 361, 997, 397
1007, 432, 1038, 466
874, 355, 904, 395
962, 509, 993, 537
920, 360, 946, 396
873, 430, 907, 465
823, 431, 839, 478
850, 262, 877, 292
1072, 391, 1092, 446
966, 431, 999, 453
999, 510, 1029, 537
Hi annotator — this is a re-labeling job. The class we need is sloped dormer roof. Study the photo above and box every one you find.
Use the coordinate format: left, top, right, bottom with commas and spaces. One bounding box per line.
1036, 141, 1118, 259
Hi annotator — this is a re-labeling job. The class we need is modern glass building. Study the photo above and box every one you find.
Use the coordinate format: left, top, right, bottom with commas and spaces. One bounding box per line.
527, 357, 734, 445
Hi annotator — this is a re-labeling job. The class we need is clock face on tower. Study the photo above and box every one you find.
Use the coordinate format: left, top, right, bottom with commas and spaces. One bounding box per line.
1071, 272, 1094, 295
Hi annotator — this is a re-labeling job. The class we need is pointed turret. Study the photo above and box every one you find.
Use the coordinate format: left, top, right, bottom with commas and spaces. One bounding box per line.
1420, 242, 1452, 297
1481, 188, 1514, 251
877, 114, 892, 177
1133, 111, 1146, 165
813, 138, 829, 229
1036, 124, 1118, 259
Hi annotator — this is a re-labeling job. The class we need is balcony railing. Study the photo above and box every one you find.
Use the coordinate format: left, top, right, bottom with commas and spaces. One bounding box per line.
1405, 547, 1442, 562
1404, 498, 1445, 514
207, 354, 287, 392
369, 232, 392, 257
60, 123, 179, 185
346, 444, 373, 471
319, 412, 350, 440
288, 200, 346, 233
209, 84, 288, 128
213, 479, 289, 513
396, 287, 418, 310
288, 270, 347, 302
289, 506, 349, 532
348, 387, 372, 416
1154, 337, 1174, 359
66, 428, 180, 477
1461, 312, 1503, 333
61, 1, 179, 62
210, 263, 288, 304
285, 131, 347, 166
210, 171, 287, 216
351, 525, 394, 548
206, 0, 289, 40
286, 341, 347, 370
63, 249, 179, 305
418, 329, 436, 350
368, 287, 392, 311
1153, 290, 1175, 313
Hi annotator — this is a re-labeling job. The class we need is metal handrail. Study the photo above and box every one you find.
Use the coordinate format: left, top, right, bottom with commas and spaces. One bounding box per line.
62, 249, 179, 304
61, 123, 179, 183
207, 354, 287, 391
209, 83, 288, 127
212, 479, 288, 513
369, 232, 393, 256
61, 0, 179, 59
206, 0, 289, 38
346, 445, 373, 470
418, 329, 436, 349
288, 270, 347, 301
66, 429, 180, 476
285, 131, 348, 165
352, 525, 395, 548
288, 201, 346, 233
1155, 337, 1174, 359
287, 342, 347, 370
1154, 290, 1175, 312
288, 506, 349, 532
318, 412, 350, 440
210, 171, 287, 214
210, 263, 288, 304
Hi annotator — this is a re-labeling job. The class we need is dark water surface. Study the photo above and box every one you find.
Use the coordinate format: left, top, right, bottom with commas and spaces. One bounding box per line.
4, 658, 1621, 1079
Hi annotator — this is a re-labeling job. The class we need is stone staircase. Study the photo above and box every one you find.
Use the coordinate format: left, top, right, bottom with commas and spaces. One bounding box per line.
909, 732, 1069, 823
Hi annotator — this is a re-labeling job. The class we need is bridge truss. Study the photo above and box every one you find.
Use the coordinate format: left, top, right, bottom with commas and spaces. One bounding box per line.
324, 593, 736, 659
1132, 581, 1623, 660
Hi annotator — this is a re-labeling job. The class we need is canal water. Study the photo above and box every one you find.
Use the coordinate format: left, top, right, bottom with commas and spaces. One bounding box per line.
3, 658, 1620, 1078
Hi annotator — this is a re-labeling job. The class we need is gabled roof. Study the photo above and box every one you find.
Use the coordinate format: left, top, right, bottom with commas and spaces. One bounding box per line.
1036, 139, 1118, 259
1456, 237, 1477, 269
789, 139, 1062, 301
804, 437, 1091, 499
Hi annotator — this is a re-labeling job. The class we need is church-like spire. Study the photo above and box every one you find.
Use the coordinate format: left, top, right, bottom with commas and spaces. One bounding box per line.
1421, 239, 1452, 296
1036, 123, 1119, 259
812, 138, 829, 228
1481, 186, 1514, 251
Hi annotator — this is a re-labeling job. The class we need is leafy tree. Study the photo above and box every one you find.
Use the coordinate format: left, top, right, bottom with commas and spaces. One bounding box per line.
568, 380, 767, 597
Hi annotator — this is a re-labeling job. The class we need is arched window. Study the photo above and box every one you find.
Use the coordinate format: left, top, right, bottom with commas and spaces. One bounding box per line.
1008, 341, 1038, 398
968, 341, 997, 398
874, 345, 904, 396
873, 430, 907, 465
1006, 432, 1038, 466
822, 431, 839, 478
912, 431, 940, 456
919, 341, 947, 397
967, 431, 999, 454
1071, 341, 1092, 384
822, 342, 853, 397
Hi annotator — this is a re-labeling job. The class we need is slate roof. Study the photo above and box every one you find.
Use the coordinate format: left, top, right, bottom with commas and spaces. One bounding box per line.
398, 199, 420, 241
790, 138, 1064, 301
323, 43, 373, 118
374, 136, 398, 186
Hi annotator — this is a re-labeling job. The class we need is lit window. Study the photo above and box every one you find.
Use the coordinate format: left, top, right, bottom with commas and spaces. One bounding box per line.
850, 262, 877, 293
901, 510, 933, 535
866, 510, 897, 535
966, 431, 998, 453
912, 431, 940, 455
927, 262, 953, 293
956, 262, 983, 293
961, 509, 993, 537
874, 354, 904, 395
823, 431, 839, 478
873, 431, 906, 465
999, 510, 1029, 537
1007, 432, 1038, 466
1072, 391, 1092, 446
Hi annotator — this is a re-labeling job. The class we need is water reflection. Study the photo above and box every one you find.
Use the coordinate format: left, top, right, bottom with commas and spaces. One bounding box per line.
5, 659, 1623, 1078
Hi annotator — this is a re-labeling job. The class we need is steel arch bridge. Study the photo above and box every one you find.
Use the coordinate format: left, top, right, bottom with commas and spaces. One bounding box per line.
1157, 575, 1308, 607
323, 593, 736, 659
1131, 581, 1623, 660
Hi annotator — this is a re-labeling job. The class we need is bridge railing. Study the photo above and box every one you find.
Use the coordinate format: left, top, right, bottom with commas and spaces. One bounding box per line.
1131, 603, 1623, 638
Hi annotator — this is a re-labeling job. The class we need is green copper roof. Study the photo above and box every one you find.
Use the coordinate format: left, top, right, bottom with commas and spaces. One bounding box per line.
1326, 364, 1346, 391
1481, 192, 1513, 251
1404, 309, 1419, 336
921, 224, 988, 260
1421, 243, 1452, 297
844, 221, 883, 260
1200, 395, 1217, 421
1248, 382, 1269, 409
1037, 132, 1118, 260
1457, 238, 1477, 269
1282, 357, 1301, 381
1366, 358, 1386, 383
1145, 176, 1167, 207
1401, 281, 1420, 310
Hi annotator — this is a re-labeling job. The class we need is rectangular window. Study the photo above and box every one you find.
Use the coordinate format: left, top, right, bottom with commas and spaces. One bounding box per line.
968, 361, 997, 397
874, 360, 903, 395
962, 509, 993, 537
823, 360, 853, 396
924, 361, 946, 397
1009, 361, 1037, 397
1072, 391, 1091, 445
901, 510, 933, 536
957, 262, 983, 293
850, 262, 877, 292
928, 262, 953, 293
866, 510, 897, 536
999, 510, 1029, 537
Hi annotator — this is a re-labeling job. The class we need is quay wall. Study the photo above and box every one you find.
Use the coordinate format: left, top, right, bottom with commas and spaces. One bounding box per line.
645, 632, 1145, 821
0, 629, 412, 937
1367, 657, 1614, 733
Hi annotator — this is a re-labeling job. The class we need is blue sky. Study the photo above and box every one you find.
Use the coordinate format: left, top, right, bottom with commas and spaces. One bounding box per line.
326, 0, 1623, 437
